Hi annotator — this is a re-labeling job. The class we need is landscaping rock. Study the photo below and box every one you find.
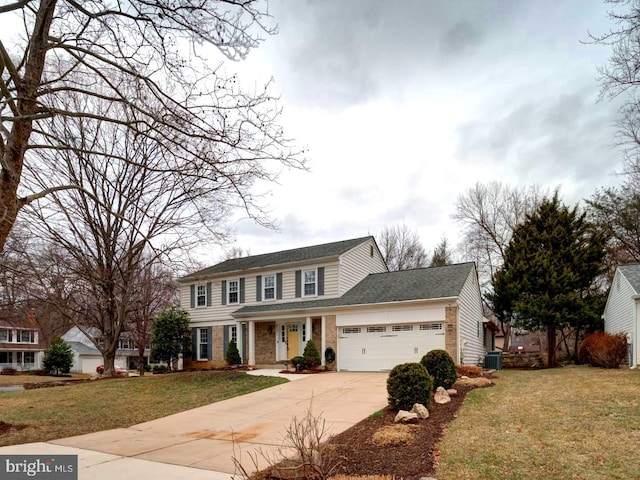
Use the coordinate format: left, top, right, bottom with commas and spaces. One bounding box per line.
394, 410, 419, 424
434, 386, 451, 404
447, 388, 458, 396
411, 403, 429, 419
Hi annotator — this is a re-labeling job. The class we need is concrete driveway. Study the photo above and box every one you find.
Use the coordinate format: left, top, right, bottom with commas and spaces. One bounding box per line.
0, 371, 388, 480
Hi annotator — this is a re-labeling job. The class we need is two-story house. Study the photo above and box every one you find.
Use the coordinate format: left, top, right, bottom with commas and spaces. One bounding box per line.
179, 236, 490, 371
0, 314, 45, 372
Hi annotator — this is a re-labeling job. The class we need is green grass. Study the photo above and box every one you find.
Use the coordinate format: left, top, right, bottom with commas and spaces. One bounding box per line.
437, 367, 640, 480
0, 371, 287, 446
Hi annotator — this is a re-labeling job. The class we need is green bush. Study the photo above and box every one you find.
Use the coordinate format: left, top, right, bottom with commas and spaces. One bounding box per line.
225, 339, 242, 365
302, 340, 321, 368
43, 337, 74, 376
421, 349, 457, 390
152, 364, 168, 373
578, 332, 627, 368
291, 356, 307, 371
144, 364, 152, 372
386, 362, 433, 411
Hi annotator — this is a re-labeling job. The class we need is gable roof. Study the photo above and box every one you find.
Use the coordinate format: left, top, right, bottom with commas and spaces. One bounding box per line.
233, 262, 475, 316
180, 236, 376, 281
619, 263, 640, 293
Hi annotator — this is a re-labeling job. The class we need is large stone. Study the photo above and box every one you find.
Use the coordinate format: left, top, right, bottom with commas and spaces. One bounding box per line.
394, 410, 419, 424
447, 388, 458, 396
434, 386, 451, 404
410, 403, 429, 419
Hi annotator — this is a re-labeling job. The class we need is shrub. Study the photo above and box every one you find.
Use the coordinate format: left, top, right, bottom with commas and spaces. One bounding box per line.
421, 349, 458, 389
291, 356, 307, 371
144, 364, 152, 372
153, 364, 168, 373
225, 339, 242, 365
302, 340, 321, 369
386, 362, 433, 411
578, 332, 627, 368
457, 365, 483, 377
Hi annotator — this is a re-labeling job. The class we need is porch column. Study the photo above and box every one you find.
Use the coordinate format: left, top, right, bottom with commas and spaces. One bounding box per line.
321, 316, 326, 367
237, 322, 244, 364
305, 317, 312, 347
248, 320, 256, 366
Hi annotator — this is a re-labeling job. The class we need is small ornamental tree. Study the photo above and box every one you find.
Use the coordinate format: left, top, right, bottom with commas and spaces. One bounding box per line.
303, 340, 321, 369
43, 337, 74, 376
151, 307, 191, 371
387, 362, 433, 411
421, 349, 458, 390
225, 339, 242, 365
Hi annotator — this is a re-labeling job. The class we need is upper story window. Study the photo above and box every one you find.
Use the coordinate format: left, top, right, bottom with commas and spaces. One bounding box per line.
303, 269, 316, 296
228, 280, 239, 304
196, 285, 206, 307
118, 339, 135, 349
0, 329, 11, 342
263, 275, 275, 300
19, 330, 36, 343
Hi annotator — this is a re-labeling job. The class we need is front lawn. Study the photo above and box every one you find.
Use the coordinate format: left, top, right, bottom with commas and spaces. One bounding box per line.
0, 373, 89, 386
437, 367, 640, 480
0, 371, 287, 446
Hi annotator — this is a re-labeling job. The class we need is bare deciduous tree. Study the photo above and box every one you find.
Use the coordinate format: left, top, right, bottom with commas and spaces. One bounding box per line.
377, 224, 429, 271
0, 0, 303, 253
452, 181, 547, 350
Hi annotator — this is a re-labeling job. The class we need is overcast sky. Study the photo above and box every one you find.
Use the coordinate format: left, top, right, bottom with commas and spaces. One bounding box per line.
199, 0, 624, 264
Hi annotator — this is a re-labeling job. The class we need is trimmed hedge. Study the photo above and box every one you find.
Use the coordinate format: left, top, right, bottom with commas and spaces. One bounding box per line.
387, 362, 433, 411
578, 332, 627, 368
421, 349, 458, 390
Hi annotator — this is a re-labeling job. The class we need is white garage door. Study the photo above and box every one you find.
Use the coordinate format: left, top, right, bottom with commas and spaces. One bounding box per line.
80, 356, 103, 374
338, 323, 445, 372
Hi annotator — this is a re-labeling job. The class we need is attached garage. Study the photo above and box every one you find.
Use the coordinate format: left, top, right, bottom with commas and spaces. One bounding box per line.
338, 322, 445, 371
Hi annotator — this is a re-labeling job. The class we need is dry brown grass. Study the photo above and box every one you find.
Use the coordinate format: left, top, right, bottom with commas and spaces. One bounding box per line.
438, 367, 640, 480
371, 424, 418, 447
0, 373, 89, 386
456, 365, 483, 377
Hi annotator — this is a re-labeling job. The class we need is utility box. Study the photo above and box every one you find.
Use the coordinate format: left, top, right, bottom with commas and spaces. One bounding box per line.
484, 351, 503, 370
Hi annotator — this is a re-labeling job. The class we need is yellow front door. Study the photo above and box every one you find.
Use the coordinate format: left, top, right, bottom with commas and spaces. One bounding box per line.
287, 324, 300, 359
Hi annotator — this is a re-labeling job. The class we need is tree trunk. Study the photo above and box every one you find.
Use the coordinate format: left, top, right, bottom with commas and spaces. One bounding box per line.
138, 348, 145, 376
102, 349, 117, 376
501, 321, 512, 352
547, 326, 557, 368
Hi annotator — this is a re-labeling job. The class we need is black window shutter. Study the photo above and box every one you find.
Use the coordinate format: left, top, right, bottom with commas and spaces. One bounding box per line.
239, 277, 245, 303
256, 275, 262, 302
206, 282, 212, 306
207, 326, 213, 360
318, 267, 325, 296
295, 270, 301, 298
223, 326, 229, 358
221, 280, 227, 305
191, 327, 197, 359
190, 285, 195, 308
276, 273, 283, 299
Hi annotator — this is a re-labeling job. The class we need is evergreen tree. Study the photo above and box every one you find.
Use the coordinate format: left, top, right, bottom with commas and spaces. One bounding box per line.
43, 337, 74, 375
151, 307, 192, 370
225, 339, 242, 365
490, 194, 607, 367
303, 340, 321, 368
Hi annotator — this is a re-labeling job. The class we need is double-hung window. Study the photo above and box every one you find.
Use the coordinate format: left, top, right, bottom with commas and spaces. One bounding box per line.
198, 328, 209, 360
228, 280, 239, 304
303, 269, 316, 296
19, 330, 35, 343
263, 275, 275, 301
0, 329, 10, 342
196, 285, 206, 307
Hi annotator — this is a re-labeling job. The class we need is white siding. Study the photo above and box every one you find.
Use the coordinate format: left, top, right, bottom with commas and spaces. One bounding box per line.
182, 262, 341, 326
604, 269, 638, 366
457, 267, 485, 365
339, 238, 387, 295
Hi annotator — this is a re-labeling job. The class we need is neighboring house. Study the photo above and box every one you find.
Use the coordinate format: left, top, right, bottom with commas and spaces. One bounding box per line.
179, 236, 489, 371
62, 326, 154, 373
603, 263, 640, 368
0, 313, 45, 372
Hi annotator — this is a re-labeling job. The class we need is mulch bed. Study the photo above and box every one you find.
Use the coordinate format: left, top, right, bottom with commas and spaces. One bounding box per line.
326, 385, 476, 480
0, 421, 26, 435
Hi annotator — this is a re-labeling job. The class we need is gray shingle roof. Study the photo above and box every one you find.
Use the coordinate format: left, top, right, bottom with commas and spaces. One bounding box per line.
180, 236, 375, 281
233, 262, 475, 316
619, 263, 640, 293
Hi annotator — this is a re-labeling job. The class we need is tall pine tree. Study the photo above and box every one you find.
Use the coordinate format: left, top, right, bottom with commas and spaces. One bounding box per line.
490, 194, 607, 367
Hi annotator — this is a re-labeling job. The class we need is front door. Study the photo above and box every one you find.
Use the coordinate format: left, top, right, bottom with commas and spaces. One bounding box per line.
287, 324, 300, 358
